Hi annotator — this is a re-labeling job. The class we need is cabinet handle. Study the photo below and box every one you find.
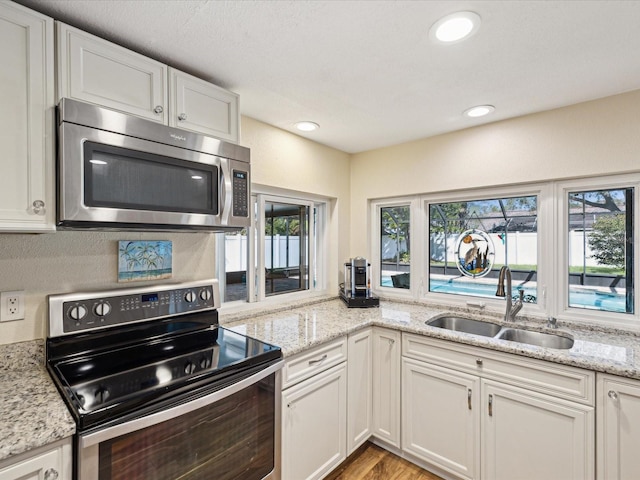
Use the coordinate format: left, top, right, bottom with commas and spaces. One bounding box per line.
468, 388, 472, 410
608, 390, 619, 401
308, 354, 328, 365
178, 113, 188, 121
153, 105, 164, 114
476, 359, 483, 366
388, 338, 395, 346
32, 200, 45, 214
44, 469, 59, 480
488, 394, 493, 416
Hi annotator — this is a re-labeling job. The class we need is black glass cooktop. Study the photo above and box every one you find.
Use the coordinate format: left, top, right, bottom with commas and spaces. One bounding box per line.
47, 312, 281, 431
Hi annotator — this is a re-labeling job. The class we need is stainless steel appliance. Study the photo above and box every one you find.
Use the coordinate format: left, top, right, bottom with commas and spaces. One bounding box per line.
46, 279, 282, 480
340, 257, 379, 308
57, 98, 251, 231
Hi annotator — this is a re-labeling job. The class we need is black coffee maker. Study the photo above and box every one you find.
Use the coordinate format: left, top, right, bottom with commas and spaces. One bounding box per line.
340, 257, 379, 308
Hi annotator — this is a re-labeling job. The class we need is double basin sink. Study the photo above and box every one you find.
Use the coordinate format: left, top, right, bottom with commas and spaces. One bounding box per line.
426, 316, 574, 350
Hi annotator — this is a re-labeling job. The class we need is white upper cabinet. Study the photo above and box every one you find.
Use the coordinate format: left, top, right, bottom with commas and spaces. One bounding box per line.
57, 22, 168, 124
57, 23, 239, 143
0, 1, 55, 232
169, 68, 239, 142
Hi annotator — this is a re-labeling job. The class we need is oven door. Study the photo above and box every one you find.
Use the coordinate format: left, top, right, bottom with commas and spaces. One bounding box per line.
78, 361, 282, 480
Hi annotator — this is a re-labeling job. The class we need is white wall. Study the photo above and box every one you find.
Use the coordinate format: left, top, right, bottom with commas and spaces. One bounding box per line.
350, 90, 640, 257
0, 115, 350, 345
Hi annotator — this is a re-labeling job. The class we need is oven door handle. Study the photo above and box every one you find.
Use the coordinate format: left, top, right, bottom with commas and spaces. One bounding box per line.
79, 360, 284, 448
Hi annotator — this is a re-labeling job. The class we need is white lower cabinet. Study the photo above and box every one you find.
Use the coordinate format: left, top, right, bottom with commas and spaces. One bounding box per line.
597, 373, 640, 480
402, 333, 595, 480
0, 438, 72, 480
371, 327, 401, 448
482, 380, 594, 480
402, 358, 480, 480
281, 341, 347, 480
347, 328, 372, 454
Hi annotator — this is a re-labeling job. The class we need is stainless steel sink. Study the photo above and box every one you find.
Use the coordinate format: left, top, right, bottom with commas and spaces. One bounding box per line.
426, 316, 502, 337
496, 328, 574, 350
426, 316, 575, 350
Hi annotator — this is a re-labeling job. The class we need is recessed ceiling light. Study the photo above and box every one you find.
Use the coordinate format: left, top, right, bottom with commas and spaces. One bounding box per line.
464, 105, 495, 118
430, 11, 481, 44
295, 121, 320, 132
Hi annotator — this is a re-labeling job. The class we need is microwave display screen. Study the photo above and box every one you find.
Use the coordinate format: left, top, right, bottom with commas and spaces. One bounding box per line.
84, 142, 218, 215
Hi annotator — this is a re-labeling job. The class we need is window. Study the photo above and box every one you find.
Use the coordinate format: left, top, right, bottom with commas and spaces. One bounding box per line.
218, 192, 325, 305
567, 188, 633, 314
380, 205, 411, 289
221, 228, 249, 302
428, 195, 538, 302
264, 201, 309, 296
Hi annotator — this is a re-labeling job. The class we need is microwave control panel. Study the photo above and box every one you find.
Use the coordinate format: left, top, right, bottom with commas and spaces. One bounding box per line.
232, 170, 249, 217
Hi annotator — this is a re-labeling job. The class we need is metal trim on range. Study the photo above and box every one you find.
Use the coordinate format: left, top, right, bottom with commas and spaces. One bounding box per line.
78, 360, 284, 480
48, 279, 220, 338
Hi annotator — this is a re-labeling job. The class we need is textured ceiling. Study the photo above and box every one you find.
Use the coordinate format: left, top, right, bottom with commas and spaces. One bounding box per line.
15, 0, 640, 153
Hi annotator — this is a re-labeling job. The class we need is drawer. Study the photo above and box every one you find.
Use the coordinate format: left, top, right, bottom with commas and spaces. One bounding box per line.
403, 333, 595, 406
283, 337, 347, 389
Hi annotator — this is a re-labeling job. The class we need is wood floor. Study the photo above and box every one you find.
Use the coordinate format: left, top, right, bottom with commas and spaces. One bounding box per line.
324, 443, 443, 480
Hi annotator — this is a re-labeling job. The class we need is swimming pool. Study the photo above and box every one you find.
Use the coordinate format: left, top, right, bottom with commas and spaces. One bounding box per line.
381, 276, 627, 313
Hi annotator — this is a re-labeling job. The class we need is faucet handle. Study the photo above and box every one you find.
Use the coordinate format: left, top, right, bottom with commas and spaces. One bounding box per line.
547, 316, 558, 329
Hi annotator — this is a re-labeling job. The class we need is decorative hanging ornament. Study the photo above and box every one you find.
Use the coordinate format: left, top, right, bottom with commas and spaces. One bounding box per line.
455, 229, 495, 278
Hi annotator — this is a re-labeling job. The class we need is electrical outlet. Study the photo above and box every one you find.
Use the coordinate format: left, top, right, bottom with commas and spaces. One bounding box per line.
1, 291, 25, 322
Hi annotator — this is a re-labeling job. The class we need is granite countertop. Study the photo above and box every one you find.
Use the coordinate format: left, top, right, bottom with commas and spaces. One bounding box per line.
2, 296, 639, 463
0, 340, 75, 463
222, 298, 640, 379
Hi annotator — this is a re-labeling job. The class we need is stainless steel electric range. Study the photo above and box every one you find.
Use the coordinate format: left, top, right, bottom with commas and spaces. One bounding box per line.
46, 279, 283, 480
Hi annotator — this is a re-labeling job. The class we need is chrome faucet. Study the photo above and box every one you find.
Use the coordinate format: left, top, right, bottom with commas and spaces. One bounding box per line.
495, 266, 524, 321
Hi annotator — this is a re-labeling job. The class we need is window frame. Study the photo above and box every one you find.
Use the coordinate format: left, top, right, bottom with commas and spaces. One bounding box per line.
370, 197, 421, 299
421, 184, 551, 316
555, 174, 640, 328
217, 189, 328, 309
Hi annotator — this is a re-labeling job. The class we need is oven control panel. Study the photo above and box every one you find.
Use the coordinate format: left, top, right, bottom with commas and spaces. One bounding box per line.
48, 279, 220, 337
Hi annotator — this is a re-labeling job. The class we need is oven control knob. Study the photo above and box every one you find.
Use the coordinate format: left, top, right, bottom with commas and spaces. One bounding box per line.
94, 387, 110, 403
184, 362, 196, 374
199, 288, 212, 301
94, 302, 111, 317
69, 305, 87, 321
200, 357, 211, 369
184, 291, 196, 303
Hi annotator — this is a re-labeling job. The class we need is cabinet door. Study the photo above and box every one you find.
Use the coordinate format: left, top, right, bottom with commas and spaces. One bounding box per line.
347, 328, 372, 454
372, 327, 401, 447
482, 380, 594, 480
281, 362, 347, 480
0, 2, 54, 231
169, 68, 239, 142
402, 358, 480, 480
57, 22, 168, 123
597, 374, 640, 480
0, 438, 71, 480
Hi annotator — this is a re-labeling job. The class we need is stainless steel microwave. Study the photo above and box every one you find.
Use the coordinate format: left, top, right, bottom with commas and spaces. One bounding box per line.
57, 98, 250, 231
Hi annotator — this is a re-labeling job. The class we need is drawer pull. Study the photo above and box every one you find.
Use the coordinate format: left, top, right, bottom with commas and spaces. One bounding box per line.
608, 390, 619, 401
476, 359, 483, 366
488, 394, 493, 416
308, 354, 328, 366
468, 388, 472, 410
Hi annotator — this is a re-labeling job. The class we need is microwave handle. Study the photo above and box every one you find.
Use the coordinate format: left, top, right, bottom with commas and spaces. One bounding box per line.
79, 360, 283, 448
220, 160, 233, 223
